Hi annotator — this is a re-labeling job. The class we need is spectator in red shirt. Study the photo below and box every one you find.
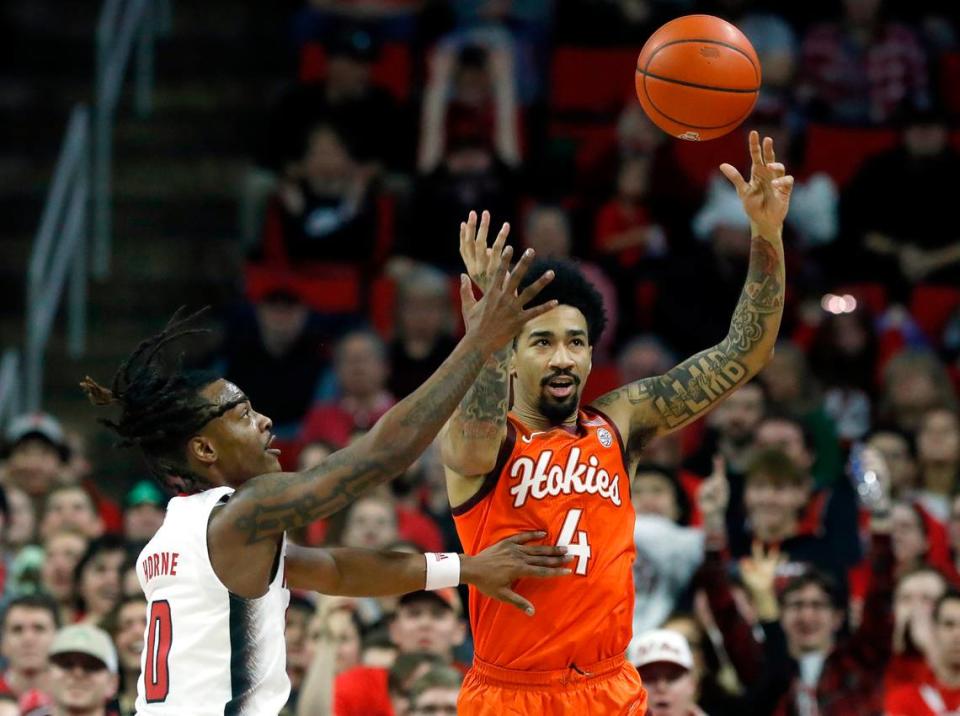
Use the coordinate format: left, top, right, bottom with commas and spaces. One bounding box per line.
594, 153, 668, 273
701, 503, 894, 715
887, 590, 960, 715
301, 330, 396, 447
0, 595, 59, 700
887, 566, 948, 693
797, 0, 929, 124
331, 590, 465, 716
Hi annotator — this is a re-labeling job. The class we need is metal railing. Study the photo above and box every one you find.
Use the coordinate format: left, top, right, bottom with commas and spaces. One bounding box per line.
0, 0, 171, 426
94, 0, 172, 277
0, 351, 21, 428
25, 105, 91, 412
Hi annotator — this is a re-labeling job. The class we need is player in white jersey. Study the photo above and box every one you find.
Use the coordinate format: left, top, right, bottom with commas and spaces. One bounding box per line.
81, 247, 572, 715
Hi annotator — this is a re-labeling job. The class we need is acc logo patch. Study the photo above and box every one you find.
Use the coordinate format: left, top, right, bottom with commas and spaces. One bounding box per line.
597, 428, 613, 449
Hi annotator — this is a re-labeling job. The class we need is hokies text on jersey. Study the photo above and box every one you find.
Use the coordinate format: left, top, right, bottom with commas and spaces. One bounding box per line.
508, 447, 623, 508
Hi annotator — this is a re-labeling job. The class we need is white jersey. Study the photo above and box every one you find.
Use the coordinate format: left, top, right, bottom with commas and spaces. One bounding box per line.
135, 486, 290, 715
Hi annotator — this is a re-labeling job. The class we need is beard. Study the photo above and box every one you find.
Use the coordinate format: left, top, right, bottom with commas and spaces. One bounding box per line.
538, 393, 579, 425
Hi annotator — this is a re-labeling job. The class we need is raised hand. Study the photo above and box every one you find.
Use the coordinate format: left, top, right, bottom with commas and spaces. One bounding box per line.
719, 130, 794, 239
461, 531, 572, 616
698, 454, 730, 531
460, 209, 511, 294
740, 541, 784, 599
459, 243, 556, 350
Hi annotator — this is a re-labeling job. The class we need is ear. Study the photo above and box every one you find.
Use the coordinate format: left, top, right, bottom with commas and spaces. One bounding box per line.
187, 435, 217, 466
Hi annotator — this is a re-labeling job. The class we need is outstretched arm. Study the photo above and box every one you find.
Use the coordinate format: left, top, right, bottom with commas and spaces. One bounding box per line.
208, 248, 557, 597
441, 211, 516, 481
286, 531, 570, 615
592, 131, 793, 448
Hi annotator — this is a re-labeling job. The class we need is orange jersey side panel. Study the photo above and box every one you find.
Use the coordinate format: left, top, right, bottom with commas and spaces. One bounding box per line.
453, 408, 635, 671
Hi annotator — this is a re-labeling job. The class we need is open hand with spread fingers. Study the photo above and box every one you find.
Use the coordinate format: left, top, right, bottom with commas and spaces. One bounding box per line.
460, 209, 511, 294
459, 241, 556, 351
461, 531, 572, 616
719, 130, 794, 240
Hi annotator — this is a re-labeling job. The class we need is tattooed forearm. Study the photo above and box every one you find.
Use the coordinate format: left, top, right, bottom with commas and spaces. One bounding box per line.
235, 456, 385, 544
397, 346, 486, 432
452, 346, 511, 441
595, 233, 784, 444
230, 339, 492, 544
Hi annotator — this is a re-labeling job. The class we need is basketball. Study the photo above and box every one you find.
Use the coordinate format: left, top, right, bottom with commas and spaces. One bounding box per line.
635, 14, 761, 141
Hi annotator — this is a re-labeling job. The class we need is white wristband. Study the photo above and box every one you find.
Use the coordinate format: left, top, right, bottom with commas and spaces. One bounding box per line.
424, 553, 461, 590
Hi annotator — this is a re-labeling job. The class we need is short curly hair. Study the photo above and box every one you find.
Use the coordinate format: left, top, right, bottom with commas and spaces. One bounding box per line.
516, 259, 607, 344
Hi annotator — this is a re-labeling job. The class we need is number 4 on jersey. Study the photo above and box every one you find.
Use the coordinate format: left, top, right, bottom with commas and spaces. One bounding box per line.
556, 508, 591, 575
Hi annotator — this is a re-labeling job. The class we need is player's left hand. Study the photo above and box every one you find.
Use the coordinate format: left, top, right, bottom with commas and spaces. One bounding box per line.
719, 130, 794, 240
460, 531, 572, 616
460, 209, 511, 294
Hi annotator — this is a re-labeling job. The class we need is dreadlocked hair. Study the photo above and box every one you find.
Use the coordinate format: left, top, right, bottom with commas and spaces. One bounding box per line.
80, 307, 237, 493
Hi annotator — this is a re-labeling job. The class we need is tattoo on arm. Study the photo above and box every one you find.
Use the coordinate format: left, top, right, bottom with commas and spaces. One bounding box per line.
232, 345, 487, 544
595, 236, 784, 445
452, 347, 511, 441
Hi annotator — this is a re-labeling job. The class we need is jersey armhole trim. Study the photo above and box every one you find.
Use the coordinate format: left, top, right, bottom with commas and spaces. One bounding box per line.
583, 406, 627, 457
206, 491, 285, 602
450, 421, 517, 517
583, 406, 632, 500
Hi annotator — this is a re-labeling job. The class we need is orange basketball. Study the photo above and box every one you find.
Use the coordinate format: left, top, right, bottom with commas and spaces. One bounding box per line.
635, 15, 761, 141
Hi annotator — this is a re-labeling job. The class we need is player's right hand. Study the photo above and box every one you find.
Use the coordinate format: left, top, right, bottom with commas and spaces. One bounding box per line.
460, 531, 572, 616
459, 245, 556, 352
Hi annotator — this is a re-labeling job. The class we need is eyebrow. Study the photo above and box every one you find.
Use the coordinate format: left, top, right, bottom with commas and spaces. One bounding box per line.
528, 329, 587, 339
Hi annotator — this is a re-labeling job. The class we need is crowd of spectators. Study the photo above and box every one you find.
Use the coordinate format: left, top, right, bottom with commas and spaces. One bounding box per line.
4, 0, 960, 714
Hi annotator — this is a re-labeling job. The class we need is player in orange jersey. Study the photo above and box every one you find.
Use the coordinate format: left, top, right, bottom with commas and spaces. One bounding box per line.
439, 131, 793, 715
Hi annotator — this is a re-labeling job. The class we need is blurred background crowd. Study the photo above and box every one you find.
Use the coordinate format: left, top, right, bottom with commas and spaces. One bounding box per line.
3, 0, 960, 714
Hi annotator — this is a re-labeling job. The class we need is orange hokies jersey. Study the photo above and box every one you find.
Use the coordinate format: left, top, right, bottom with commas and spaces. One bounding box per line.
453, 407, 635, 671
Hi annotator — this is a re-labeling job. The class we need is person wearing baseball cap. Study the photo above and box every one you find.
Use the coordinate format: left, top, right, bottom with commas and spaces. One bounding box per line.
633, 629, 705, 716
122, 480, 167, 543
44, 624, 118, 716
2, 413, 71, 504
390, 588, 465, 663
